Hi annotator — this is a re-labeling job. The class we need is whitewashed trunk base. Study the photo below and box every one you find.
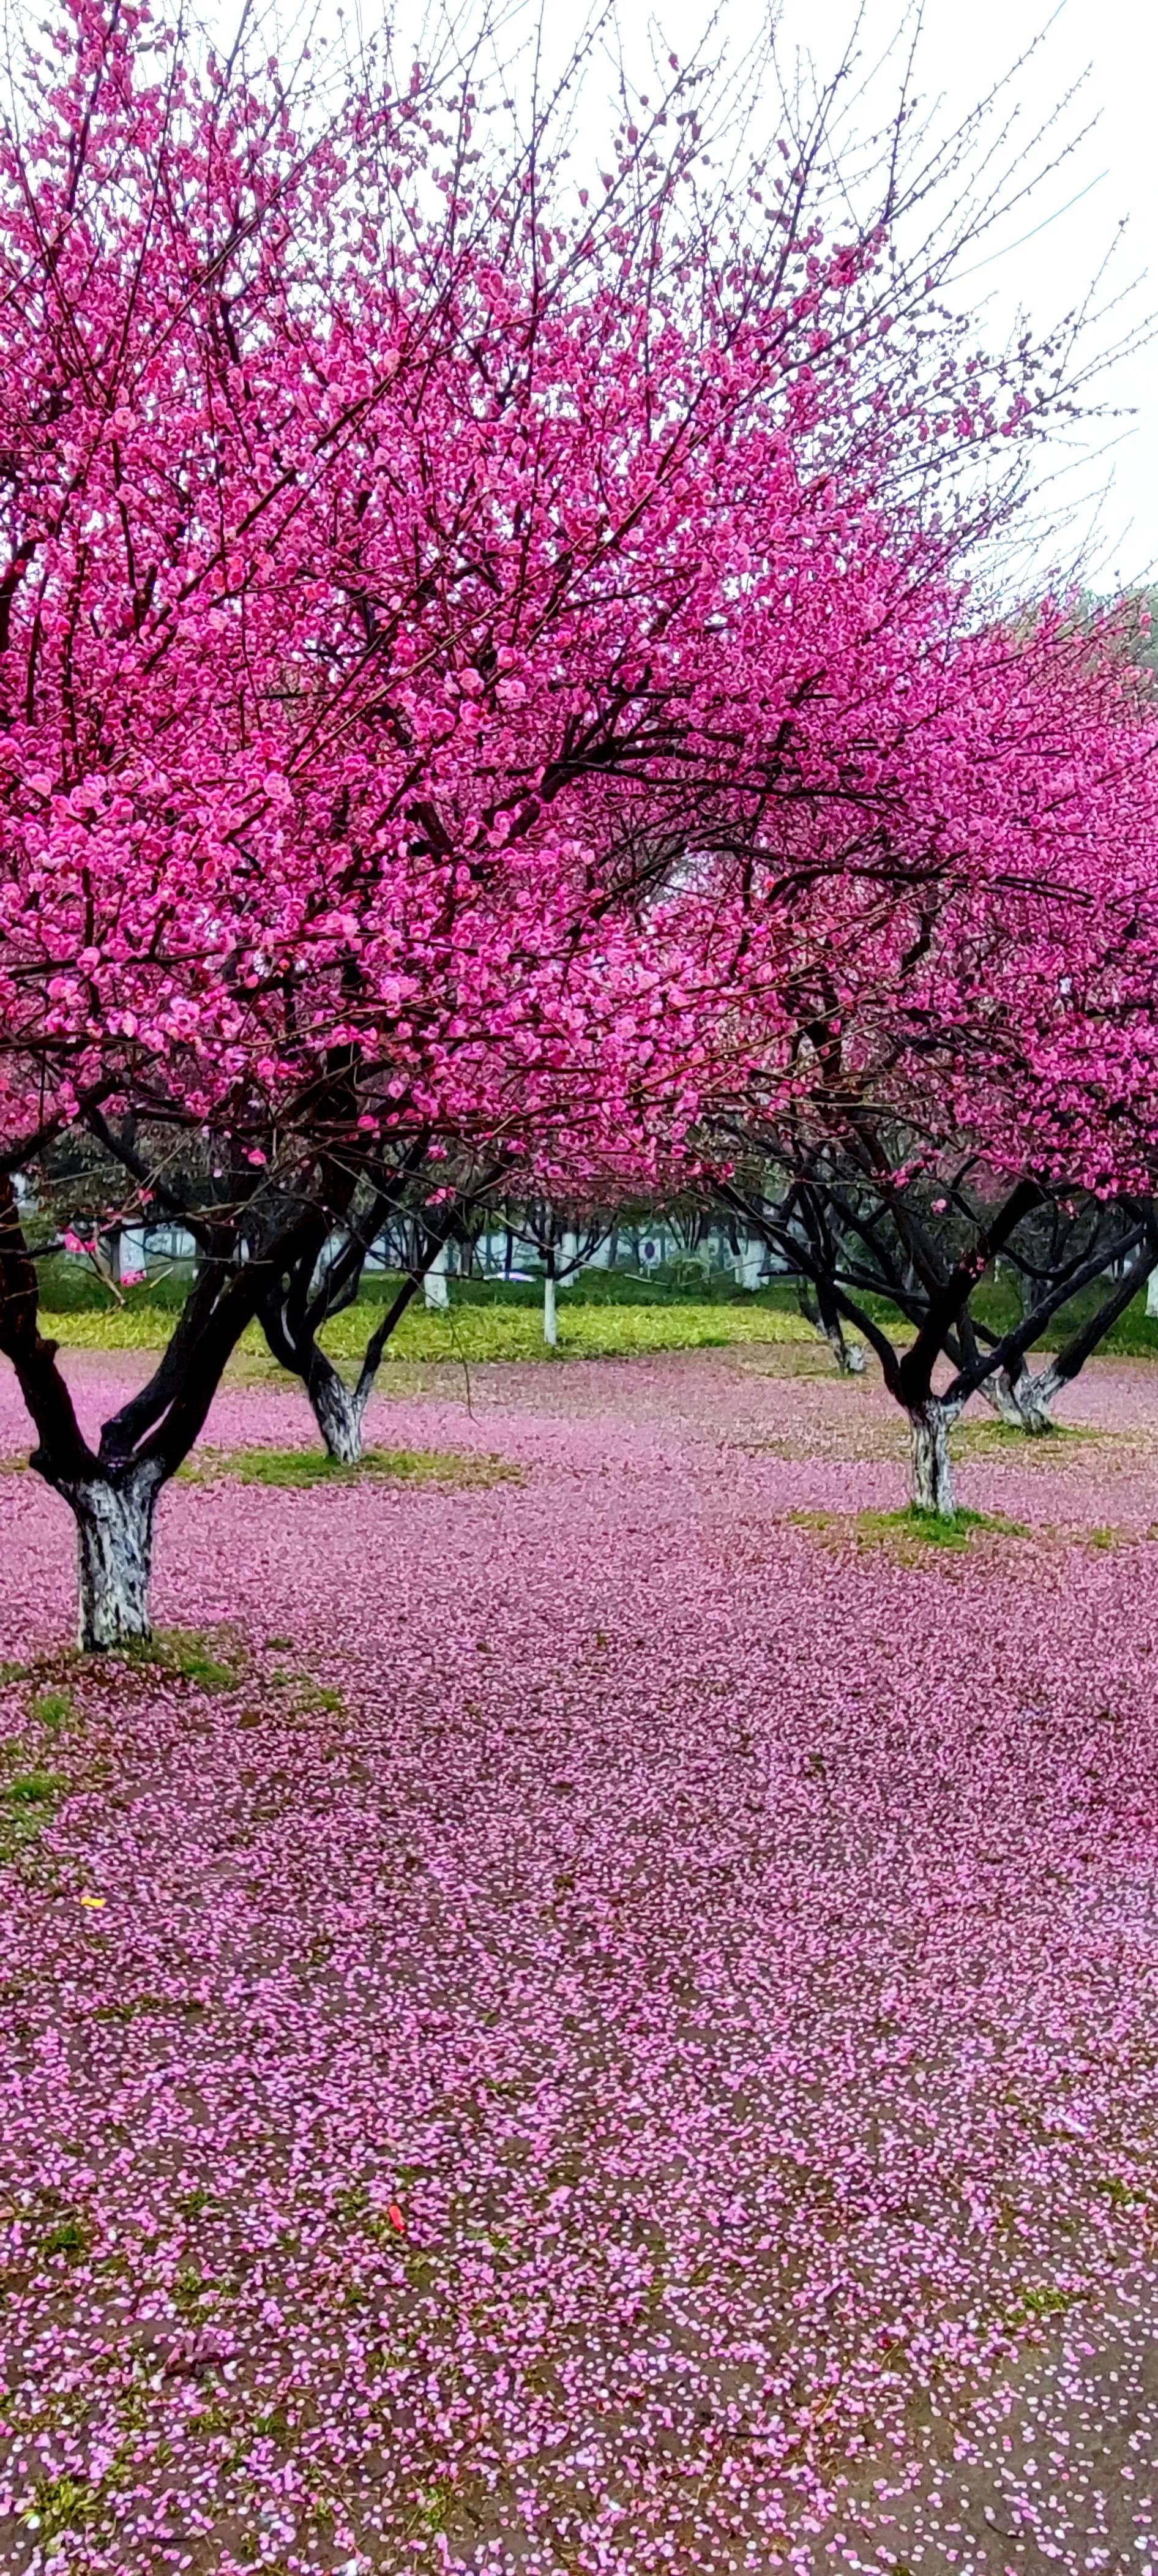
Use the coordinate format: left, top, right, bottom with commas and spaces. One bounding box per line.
69, 1473, 160, 1650
982, 1371, 1026, 1428
909, 1403, 957, 1517
982, 1362, 1062, 1436
310, 1369, 368, 1466
544, 1276, 558, 1348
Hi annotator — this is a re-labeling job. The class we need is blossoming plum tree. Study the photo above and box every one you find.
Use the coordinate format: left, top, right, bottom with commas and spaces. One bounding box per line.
0, 0, 1144, 1634
698, 602, 1158, 1510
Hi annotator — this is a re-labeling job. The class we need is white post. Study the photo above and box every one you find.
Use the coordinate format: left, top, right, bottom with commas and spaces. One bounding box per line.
424, 1243, 450, 1311
1146, 1271, 1158, 1319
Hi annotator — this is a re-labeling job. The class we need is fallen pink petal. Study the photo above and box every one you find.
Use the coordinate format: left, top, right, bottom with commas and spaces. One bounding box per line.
1, 1348, 1158, 2569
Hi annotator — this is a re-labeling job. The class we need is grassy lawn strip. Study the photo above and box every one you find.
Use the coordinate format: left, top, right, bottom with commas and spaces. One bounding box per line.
38, 1300, 817, 1361
179, 1445, 520, 1489
786, 1504, 1031, 1557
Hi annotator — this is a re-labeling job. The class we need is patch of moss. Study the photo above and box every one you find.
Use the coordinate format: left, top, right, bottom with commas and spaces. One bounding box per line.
1, 1766, 65, 1855
41, 2210, 93, 2261
784, 1503, 1029, 1557
959, 1419, 1099, 1452
181, 1443, 520, 1491
29, 1687, 79, 1732
6, 1768, 65, 1807
173, 2261, 211, 2318
855, 1505, 1029, 1554
124, 1627, 247, 1690
293, 1682, 345, 1715
1018, 2283, 1075, 2320
21, 2473, 99, 2542
1097, 2175, 1146, 2209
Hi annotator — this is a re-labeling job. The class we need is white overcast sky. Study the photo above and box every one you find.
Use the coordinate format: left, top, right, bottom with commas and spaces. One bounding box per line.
585, 0, 1158, 591
750, 0, 1157, 589
213, 0, 1158, 591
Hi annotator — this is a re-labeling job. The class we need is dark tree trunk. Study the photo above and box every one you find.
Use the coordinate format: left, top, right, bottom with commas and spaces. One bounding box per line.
307, 1349, 369, 1465
62, 1466, 162, 1649
908, 1399, 958, 1516
2, 1165, 335, 1648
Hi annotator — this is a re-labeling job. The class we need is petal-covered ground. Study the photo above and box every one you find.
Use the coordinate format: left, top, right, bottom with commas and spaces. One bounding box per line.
2, 1348, 1158, 2574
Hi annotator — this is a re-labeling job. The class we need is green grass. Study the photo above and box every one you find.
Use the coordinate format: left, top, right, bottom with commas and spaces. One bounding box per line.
856, 1505, 1031, 1552
262, 1671, 346, 1716
22, 2473, 100, 2541
30, 1256, 804, 1316
6, 1767, 65, 1806
41, 2210, 93, 2260
1097, 2176, 1146, 2208
0, 1678, 90, 1862
1, 1763, 65, 1859
786, 1504, 1030, 1557
32, 1254, 1158, 1366
180, 1443, 520, 1490
957, 1418, 1098, 1451
29, 1688, 79, 1732
123, 1627, 247, 1689
1018, 2284, 1075, 2320
860, 1275, 1158, 1360
40, 1297, 818, 1363
173, 2262, 211, 2318
29, 1252, 199, 1313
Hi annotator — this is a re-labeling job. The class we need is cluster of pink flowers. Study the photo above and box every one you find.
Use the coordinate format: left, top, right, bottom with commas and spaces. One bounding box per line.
2, 0, 1155, 1211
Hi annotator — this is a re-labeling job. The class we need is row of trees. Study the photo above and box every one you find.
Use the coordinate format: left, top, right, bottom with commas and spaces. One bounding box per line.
3, 2, 1158, 1643
36, 1136, 1156, 1490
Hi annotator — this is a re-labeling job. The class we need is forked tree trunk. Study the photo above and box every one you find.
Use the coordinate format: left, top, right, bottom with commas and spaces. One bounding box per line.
981, 1368, 1029, 1428
3, 1167, 337, 1655
64, 1467, 163, 1650
982, 1358, 1063, 1434
908, 1399, 958, 1517
269, 1262, 430, 1467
